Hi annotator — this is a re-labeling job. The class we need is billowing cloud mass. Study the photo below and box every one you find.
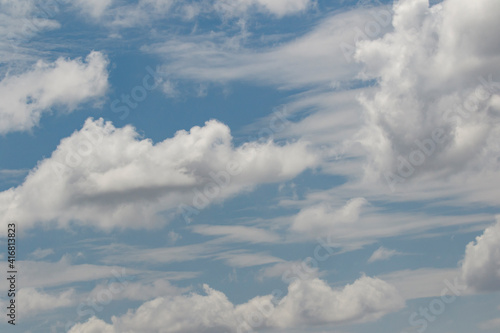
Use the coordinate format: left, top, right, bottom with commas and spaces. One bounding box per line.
461, 216, 500, 292
68, 276, 404, 333
0, 118, 317, 230
355, 0, 500, 184
0, 51, 109, 134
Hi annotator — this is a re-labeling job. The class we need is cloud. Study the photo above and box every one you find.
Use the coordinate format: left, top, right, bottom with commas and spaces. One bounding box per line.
214, 0, 313, 18
18, 287, 75, 314
215, 250, 284, 268
29, 248, 55, 260
354, 0, 500, 184
191, 225, 281, 243
256, 261, 318, 282
368, 246, 401, 263
88, 278, 183, 302
0, 51, 109, 134
145, 7, 391, 90
280, 186, 492, 247
479, 317, 500, 330
68, 276, 404, 332
290, 197, 369, 236
68, 317, 115, 333
71, 0, 113, 18
378, 268, 462, 300
0, 0, 61, 64
0, 118, 317, 231
6, 256, 139, 289
461, 216, 500, 292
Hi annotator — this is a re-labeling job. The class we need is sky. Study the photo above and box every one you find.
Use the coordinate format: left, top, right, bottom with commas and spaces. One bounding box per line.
0, 0, 500, 332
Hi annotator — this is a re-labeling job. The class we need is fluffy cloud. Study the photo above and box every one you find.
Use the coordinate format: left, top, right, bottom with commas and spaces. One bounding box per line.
0, 51, 109, 134
18, 287, 75, 314
0, 118, 317, 231
291, 197, 368, 236
68, 276, 404, 332
355, 0, 500, 184
461, 217, 500, 292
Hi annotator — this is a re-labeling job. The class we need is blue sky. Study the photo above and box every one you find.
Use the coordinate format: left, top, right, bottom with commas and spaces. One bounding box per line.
1, 0, 500, 332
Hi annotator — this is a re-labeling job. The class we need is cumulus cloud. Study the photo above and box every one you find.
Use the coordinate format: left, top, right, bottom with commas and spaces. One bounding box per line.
291, 197, 368, 236
355, 0, 500, 184
0, 118, 317, 231
68, 276, 404, 332
0, 51, 109, 134
461, 216, 500, 292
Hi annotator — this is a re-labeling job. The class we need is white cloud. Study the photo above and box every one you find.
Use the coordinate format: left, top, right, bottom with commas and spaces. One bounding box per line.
256, 261, 318, 282
191, 225, 280, 243
215, 250, 284, 268
461, 216, 500, 292
0, 118, 317, 231
68, 317, 115, 333
145, 7, 389, 90
280, 187, 492, 247
100, 0, 178, 28
368, 246, 401, 263
167, 230, 181, 244
379, 268, 463, 300
354, 0, 500, 184
8, 256, 139, 289
68, 276, 403, 332
0, 51, 109, 134
268, 276, 404, 328
71, 0, 113, 18
88, 278, 183, 302
18, 287, 75, 314
29, 248, 55, 260
0, 0, 61, 64
291, 197, 368, 236
214, 0, 313, 18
